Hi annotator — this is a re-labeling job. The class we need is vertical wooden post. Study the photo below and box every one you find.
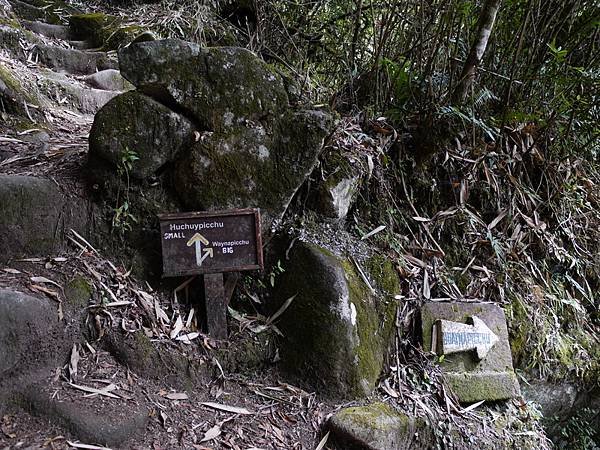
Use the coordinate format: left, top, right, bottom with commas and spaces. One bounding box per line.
204, 273, 227, 339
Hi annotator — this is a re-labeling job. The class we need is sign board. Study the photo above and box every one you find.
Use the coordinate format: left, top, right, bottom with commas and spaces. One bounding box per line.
158, 209, 263, 277
421, 302, 520, 403
431, 315, 499, 360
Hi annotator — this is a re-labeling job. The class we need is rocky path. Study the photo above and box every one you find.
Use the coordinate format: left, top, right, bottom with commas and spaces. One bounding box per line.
0, 2, 332, 449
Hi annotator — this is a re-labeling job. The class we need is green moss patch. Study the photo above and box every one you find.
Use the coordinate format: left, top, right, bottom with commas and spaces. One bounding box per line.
64, 277, 93, 308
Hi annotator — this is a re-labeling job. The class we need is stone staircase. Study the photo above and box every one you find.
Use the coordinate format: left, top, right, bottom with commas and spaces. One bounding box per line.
0, 1, 150, 447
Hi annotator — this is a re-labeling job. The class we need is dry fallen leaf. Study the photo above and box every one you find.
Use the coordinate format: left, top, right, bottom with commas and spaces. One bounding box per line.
314, 431, 330, 450
66, 441, 112, 450
69, 344, 80, 382
200, 425, 221, 443
170, 315, 184, 339
166, 392, 189, 401
30, 276, 61, 288
200, 402, 253, 415
176, 332, 200, 343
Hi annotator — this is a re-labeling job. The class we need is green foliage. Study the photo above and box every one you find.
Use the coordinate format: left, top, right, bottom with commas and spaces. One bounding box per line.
554, 408, 599, 450
113, 147, 139, 234
112, 200, 138, 232
116, 146, 139, 178
269, 259, 285, 287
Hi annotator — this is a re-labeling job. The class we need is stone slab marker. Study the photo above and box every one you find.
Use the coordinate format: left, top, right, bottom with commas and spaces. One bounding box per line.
421, 302, 520, 403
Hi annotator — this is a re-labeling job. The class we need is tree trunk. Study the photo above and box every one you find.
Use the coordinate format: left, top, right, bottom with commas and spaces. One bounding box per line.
452, 0, 502, 103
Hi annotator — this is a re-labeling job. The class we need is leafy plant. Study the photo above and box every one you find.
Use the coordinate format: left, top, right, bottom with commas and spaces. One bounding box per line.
554, 408, 599, 450
269, 259, 285, 287
113, 147, 139, 234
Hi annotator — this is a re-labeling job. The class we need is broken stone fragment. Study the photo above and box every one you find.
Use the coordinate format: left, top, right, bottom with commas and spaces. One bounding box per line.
317, 175, 360, 221
312, 146, 365, 222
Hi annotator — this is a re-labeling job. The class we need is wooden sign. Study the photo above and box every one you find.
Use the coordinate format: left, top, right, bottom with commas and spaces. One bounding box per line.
158, 209, 263, 277
431, 315, 499, 360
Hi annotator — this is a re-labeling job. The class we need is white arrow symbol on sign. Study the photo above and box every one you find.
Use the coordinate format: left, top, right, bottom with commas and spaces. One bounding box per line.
187, 233, 213, 267
434, 315, 499, 360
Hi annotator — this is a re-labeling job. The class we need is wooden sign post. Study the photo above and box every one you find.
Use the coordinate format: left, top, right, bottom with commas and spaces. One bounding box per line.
158, 209, 263, 339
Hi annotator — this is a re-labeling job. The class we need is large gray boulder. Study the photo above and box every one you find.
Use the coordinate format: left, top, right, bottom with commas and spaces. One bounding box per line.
173, 109, 333, 225
89, 91, 194, 178
271, 240, 399, 398
0, 175, 93, 261
118, 40, 288, 131
89, 39, 334, 228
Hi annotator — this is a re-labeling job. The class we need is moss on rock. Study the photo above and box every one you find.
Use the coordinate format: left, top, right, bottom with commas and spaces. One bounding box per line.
272, 240, 398, 398
69, 13, 113, 45
0, 63, 38, 113
89, 90, 194, 179
118, 40, 289, 131
64, 277, 93, 308
329, 402, 435, 450
69, 13, 145, 50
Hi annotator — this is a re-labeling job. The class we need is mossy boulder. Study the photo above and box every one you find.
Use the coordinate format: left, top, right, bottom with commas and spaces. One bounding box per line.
328, 402, 435, 450
69, 13, 113, 42
89, 91, 194, 179
69, 13, 145, 50
102, 24, 146, 51
271, 240, 399, 398
0, 175, 94, 261
173, 109, 333, 226
118, 39, 289, 131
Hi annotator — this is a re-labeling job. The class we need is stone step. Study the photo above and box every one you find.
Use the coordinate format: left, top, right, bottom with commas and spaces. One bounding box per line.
32, 44, 117, 75
40, 69, 119, 114
0, 289, 70, 381
80, 69, 133, 92
1, 21, 42, 60
68, 39, 94, 50
23, 385, 148, 447
0, 175, 95, 261
21, 20, 69, 40
7, 0, 60, 24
